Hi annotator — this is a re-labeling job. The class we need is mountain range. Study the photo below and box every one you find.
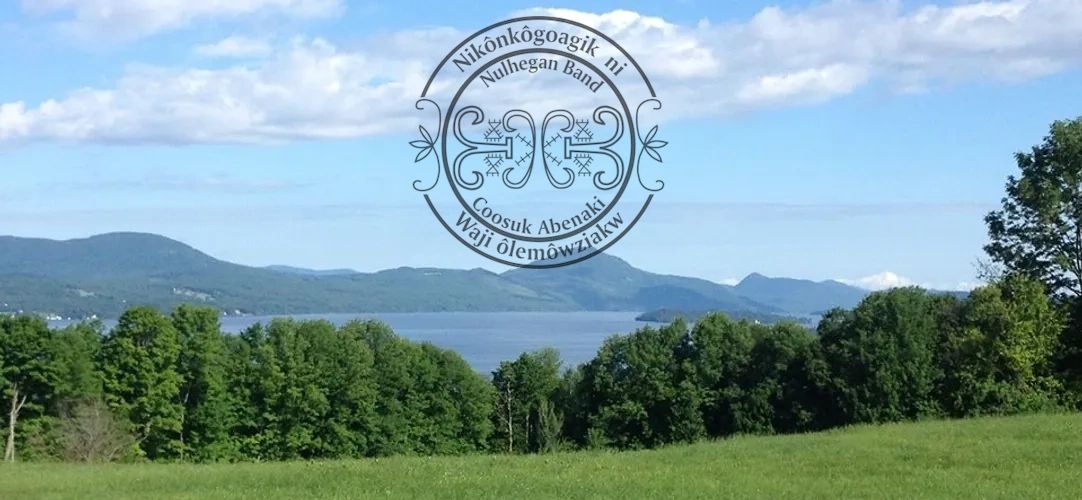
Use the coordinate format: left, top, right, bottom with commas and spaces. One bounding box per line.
0, 232, 874, 319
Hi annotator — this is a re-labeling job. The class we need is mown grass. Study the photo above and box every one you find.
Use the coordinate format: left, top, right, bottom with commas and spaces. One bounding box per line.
2, 413, 1080, 499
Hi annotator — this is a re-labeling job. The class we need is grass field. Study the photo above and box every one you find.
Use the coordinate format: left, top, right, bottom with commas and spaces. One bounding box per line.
2, 413, 1080, 499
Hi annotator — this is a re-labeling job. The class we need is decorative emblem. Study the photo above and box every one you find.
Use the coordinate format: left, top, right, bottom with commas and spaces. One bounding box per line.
412, 17, 667, 268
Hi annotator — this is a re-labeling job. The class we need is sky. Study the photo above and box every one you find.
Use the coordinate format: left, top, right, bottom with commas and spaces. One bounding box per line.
1, 0, 1081, 290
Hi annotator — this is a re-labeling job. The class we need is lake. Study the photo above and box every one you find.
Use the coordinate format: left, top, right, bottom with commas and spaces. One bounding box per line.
51, 311, 655, 374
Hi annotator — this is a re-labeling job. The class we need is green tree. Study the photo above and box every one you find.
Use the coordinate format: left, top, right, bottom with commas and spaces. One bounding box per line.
688, 314, 756, 437
251, 319, 377, 459
416, 343, 493, 454
554, 366, 591, 447
536, 398, 564, 453
985, 116, 1082, 298
741, 322, 816, 434
817, 288, 943, 424
52, 321, 104, 404
938, 276, 1064, 415
984, 117, 1082, 404
579, 320, 702, 449
322, 321, 378, 458
172, 305, 236, 461
1, 316, 59, 462
227, 322, 283, 460
778, 337, 840, 431
354, 321, 492, 456
1066, 299, 1082, 405
490, 348, 562, 453
99, 306, 184, 460
264, 319, 324, 459
353, 320, 418, 456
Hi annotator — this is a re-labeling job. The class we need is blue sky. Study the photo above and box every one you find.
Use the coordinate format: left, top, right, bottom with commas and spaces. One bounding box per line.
1, 0, 1081, 289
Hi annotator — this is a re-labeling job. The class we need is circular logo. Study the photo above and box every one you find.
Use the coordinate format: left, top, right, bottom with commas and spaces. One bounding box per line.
411, 16, 667, 268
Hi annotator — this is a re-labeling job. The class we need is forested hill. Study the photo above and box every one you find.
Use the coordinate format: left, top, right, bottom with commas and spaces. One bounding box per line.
0, 233, 571, 317
0, 232, 872, 318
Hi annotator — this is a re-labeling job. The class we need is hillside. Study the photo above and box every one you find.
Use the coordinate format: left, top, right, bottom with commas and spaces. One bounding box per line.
734, 272, 868, 313
0, 232, 873, 318
502, 253, 778, 313
2, 413, 1078, 499
0, 233, 571, 317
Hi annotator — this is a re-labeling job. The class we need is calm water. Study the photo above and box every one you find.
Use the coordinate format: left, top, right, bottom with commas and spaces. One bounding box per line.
51, 312, 655, 374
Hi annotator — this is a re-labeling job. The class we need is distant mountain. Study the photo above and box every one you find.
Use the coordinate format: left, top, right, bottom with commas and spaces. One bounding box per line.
265, 265, 358, 276
0, 233, 571, 317
0, 232, 217, 279
0, 232, 876, 319
733, 273, 868, 314
501, 255, 779, 314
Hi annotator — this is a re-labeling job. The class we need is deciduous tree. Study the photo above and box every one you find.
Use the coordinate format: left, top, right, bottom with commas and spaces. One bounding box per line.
1, 316, 58, 462
99, 306, 184, 460
985, 116, 1082, 299
817, 288, 943, 424
938, 276, 1064, 415
490, 348, 562, 453
172, 305, 236, 461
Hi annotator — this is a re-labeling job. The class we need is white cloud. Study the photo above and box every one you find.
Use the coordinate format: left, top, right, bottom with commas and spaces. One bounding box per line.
0, 37, 431, 143
839, 271, 916, 290
4, 1, 1082, 144
736, 64, 869, 106
195, 36, 272, 58
839, 272, 983, 291
0, 103, 32, 139
517, 8, 723, 80
22, 0, 342, 41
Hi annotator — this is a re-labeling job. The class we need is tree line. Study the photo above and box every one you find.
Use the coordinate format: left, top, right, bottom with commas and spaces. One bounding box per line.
3, 309, 497, 462
1, 273, 1077, 462
2, 117, 1081, 462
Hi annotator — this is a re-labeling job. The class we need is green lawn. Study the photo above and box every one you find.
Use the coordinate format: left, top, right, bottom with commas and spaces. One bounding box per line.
2, 413, 1080, 499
